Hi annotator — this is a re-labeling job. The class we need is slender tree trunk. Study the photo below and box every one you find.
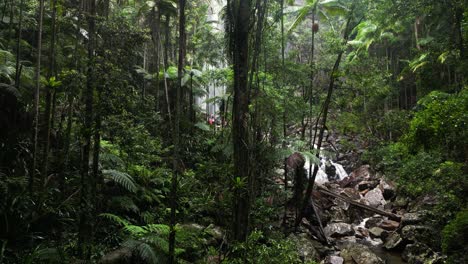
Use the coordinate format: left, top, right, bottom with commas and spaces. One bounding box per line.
41, 0, 58, 185
232, 0, 251, 242
15, 0, 24, 88
164, 15, 170, 70
78, 0, 96, 258
308, 2, 318, 176
31, 0, 45, 195
279, 0, 289, 226
169, 1, 185, 263
189, 72, 194, 123
151, 7, 161, 108
296, 5, 356, 231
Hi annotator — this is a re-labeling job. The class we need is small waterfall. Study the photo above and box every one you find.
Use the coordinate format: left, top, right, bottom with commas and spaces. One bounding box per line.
304, 154, 348, 184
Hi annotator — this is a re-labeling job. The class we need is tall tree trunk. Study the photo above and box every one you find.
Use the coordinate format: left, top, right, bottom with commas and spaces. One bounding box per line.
41, 0, 58, 186
296, 4, 356, 230
189, 72, 194, 123
31, 0, 45, 195
78, 0, 96, 258
169, 1, 185, 263
151, 7, 161, 108
308, 2, 318, 173
164, 15, 170, 70
15, 0, 24, 88
232, 0, 251, 242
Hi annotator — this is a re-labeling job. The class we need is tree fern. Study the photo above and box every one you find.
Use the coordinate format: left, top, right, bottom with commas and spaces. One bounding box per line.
122, 239, 164, 264
103, 169, 138, 193
0, 83, 21, 98
99, 213, 131, 226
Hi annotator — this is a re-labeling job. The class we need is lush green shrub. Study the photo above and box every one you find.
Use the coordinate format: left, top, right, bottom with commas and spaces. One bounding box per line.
404, 90, 467, 161
226, 230, 316, 264
442, 209, 468, 263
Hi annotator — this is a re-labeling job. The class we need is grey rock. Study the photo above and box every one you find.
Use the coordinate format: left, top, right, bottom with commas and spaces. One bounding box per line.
322, 256, 344, 264
383, 232, 404, 250
401, 212, 423, 226
364, 188, 386, 207
324, 223, 355, 238
340, 243, 384, 264
369, 227, 385, 238
379, 219, 399, 231
288, 233, 320, 262
402, 242, 431, 263
401, 225, 432, 242
365, 216, 384, 229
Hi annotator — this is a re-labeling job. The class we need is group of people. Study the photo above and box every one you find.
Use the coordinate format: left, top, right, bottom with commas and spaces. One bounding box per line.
207, 114, 217, 126
207, 114, 227, 127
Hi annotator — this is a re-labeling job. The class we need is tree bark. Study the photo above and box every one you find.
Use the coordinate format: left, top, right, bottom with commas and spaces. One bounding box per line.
41, 0, 58, 187
169, 0, 185, 263
14, 0, 24, 88
232, 0, 251, 242
31, 0, 45, 195
78, 0, 96, 258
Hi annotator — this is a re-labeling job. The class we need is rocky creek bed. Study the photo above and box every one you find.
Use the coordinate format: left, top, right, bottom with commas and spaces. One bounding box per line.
285, 163, 446, 264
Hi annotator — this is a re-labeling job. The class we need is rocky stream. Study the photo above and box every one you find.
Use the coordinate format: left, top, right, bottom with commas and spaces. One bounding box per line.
283, 146, 446, 264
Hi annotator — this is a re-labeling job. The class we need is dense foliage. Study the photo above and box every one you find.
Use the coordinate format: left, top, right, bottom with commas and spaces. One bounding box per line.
0, 0, 466, 263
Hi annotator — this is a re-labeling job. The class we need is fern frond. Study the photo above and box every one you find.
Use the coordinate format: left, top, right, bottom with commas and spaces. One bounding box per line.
141, 235, 170, 253
0, 83, 20, 98
123, 225, 147, 236
103, 169, 138, 193
135, 242, 160, 264
144, 224, 170, 235
99, 213, 131, 226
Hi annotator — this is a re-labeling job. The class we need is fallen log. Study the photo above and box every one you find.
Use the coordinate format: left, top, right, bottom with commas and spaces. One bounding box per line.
316, 185, 402, 222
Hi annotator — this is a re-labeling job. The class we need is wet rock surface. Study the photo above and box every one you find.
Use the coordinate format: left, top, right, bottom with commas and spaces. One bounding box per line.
288, 233, 320, 262
324, 223, 354, 238
339, 243, 384, 264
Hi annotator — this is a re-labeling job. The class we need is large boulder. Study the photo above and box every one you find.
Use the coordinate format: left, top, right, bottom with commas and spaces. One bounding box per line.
100, 248, 133, 264
401, 225, 432, 242
401, 212, 424, 226
288, 233, 320, 262
364, 188, 386, 208
379, 219, 399, 231
368, 227, 385, 238
340, 243, 384, 264
322, 256, 344, 264
324, 223, 355, 238
402, 242, 445, 264
339, 165, 373, 188
383, 232, 404, 250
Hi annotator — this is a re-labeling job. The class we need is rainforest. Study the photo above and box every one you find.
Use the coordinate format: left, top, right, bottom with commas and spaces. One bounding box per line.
0, 0, 467, 263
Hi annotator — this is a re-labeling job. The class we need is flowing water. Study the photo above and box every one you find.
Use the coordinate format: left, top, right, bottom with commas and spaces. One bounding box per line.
304, 155, 349, 183
303, 154, 405, 263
